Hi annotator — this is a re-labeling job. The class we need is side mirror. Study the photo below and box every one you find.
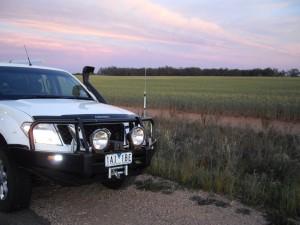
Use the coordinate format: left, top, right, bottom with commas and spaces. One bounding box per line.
82, 66, 95, 85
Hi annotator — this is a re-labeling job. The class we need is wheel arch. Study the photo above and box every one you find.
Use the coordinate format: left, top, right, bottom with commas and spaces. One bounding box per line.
0, 133, 7, 146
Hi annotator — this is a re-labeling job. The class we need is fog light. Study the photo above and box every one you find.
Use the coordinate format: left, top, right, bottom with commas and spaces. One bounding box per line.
48, 154, 63, 162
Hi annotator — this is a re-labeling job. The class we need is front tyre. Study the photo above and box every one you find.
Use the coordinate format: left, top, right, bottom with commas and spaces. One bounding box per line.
0, 149, 32, 212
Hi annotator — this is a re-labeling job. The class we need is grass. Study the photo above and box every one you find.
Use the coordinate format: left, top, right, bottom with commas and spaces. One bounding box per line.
84, 75, 300, 222
86, 76, 300, 121
148, 117, 300, 222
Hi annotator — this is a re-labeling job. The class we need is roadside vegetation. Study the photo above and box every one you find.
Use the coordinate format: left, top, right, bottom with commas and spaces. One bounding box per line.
149, 118, 300, 223
88, 75, 300, 223
88, 76, 300, 121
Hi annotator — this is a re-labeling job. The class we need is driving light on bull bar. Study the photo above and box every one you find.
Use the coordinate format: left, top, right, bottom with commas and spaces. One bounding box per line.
33, 124, 62, 146
90, 129, 111, 151
130, 127, 145, 146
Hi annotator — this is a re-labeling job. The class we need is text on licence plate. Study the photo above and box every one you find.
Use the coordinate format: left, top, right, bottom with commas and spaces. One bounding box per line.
105, 152, 132, 167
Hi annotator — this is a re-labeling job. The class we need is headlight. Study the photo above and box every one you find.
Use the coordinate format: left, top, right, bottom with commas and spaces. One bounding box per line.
33, 124, 62, 145
130, 127, 145, 146
90, 129, 111, 151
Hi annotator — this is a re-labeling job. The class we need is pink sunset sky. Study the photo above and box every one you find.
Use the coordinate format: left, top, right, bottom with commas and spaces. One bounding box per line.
0, 0, 299, 73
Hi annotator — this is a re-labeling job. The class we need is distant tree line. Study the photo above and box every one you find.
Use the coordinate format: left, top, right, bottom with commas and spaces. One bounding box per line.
97, 67, 300, 77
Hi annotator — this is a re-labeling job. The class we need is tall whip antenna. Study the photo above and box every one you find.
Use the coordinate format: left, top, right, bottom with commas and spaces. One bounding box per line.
143, 67, 147, 117
24, 45, 32, 66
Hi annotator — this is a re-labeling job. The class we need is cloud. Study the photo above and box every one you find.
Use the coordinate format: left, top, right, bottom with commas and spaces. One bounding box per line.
0, 0, 299, 71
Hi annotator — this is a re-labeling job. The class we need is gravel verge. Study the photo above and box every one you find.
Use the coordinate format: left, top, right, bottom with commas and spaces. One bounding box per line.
28, 175, 266, 225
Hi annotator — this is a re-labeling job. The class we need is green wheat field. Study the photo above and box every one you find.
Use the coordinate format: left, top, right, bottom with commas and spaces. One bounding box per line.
88, 76, 300, 121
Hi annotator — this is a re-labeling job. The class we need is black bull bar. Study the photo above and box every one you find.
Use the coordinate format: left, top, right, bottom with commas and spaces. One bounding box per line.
28, 115, 155, 152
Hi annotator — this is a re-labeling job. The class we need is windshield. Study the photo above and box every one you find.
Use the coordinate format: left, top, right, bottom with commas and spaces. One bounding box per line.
0, 67, 93, 100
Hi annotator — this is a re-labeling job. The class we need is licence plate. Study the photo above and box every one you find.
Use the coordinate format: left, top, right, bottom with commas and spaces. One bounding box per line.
105, 152, 132, 167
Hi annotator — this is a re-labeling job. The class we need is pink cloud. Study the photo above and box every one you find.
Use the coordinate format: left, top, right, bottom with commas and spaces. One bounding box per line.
0, 0, 299, 70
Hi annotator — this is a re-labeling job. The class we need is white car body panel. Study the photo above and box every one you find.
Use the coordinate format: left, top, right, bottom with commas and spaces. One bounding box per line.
0, 104, 32, 146
0, 63, 69, 73
0, 99, 135, 117
0, 63, 136, 150
0, 99, 136, 149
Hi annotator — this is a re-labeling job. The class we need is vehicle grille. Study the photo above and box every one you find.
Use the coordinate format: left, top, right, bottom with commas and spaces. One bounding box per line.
57, 125, 73, 144
83, 123, 124, 143
57, 123, 125, 146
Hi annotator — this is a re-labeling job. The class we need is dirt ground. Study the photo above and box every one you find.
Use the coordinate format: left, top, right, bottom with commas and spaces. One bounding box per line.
123, 106, 300, 135
0, 175, 268, 225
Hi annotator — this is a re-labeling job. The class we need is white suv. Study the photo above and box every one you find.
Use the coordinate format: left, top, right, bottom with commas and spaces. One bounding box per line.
0, 63, 155, 212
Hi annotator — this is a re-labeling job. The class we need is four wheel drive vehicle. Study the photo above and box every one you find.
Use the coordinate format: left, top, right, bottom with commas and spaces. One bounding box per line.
0, 63, 156, 212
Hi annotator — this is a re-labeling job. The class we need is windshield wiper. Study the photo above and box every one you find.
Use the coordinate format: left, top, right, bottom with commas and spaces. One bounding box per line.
19, 95, 67, 99
21, 95, 93, 100
67, 96, 94, 100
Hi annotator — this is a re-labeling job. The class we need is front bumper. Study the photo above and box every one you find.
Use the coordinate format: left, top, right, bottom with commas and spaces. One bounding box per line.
7, 145, 155, 184
7, 114, 156, 184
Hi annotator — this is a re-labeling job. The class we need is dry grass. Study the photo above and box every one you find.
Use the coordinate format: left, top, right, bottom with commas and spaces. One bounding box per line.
148, 117, 300, 222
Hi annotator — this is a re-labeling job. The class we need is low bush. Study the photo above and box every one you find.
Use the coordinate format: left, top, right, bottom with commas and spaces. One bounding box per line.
149, 118, 300, 220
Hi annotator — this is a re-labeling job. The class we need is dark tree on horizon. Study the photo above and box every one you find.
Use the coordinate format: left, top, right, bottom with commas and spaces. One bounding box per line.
96, 66, 293, 77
